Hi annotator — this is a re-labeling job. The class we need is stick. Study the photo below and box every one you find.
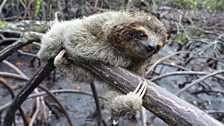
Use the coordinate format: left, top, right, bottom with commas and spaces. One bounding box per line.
66, 51, 223, 126
90, 82, 103, 126
3, 59, 55, 126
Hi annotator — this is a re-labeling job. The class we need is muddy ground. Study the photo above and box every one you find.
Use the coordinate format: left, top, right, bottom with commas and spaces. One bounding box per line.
0, 0, 224, 126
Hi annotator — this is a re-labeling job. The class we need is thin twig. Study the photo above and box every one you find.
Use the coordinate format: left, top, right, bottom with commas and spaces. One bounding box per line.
0, 38, 19, 45
176, 70, 224, 96
140, 107, 147, 126
90, 82, 103, 126
0, 102, 11, 112
2, 60, 27, 78
0, 89, 106, 112
0, 72, 29, 81
150, 71, 224, 82
145, 51, 194, 75
161, 62, 190, 71
18, 50, 38, 58
0, 0, 7, 16
3, 59, 55, 126
29, 89, 41, 126
94, 0, 99, 8
0, 77, 29, 126
205, 110, 224, 114
0, 30, 22, 38
0, 32, 41, 62
40, 96, 48, 124
38, 85, 74, 126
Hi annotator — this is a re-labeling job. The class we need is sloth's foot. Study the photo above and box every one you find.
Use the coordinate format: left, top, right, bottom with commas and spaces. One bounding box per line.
110, 81, 148, 120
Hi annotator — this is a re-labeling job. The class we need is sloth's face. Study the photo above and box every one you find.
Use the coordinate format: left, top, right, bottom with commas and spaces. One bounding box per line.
121, 25, 164, 59
108, 16, 167, 60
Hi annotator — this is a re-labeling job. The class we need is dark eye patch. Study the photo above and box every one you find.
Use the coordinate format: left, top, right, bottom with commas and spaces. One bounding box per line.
137, 31, 147, 39
128, 30, 148, 40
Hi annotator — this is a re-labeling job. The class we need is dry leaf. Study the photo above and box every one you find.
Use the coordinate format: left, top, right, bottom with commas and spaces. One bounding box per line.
16, 61, 25, 66
74, 84, 81, 90
0, 76, 7, 84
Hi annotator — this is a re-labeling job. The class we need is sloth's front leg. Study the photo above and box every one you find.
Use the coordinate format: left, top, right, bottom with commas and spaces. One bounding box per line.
54, 50, 104, 125
54, 50, 96, 82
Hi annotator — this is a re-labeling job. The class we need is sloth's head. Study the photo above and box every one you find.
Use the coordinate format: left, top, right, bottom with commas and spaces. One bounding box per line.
107, 15, 167, 60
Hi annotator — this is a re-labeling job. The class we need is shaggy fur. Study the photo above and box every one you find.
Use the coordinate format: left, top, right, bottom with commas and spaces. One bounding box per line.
110, 92, 143, 116
38, 11, 167, 117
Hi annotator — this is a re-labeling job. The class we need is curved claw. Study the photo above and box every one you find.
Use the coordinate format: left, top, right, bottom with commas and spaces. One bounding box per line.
54, 49, 67, 67
57, 49, 66, 57
133, 81, 142, 94
139, 82, 148, 98
133, 81, 148, 99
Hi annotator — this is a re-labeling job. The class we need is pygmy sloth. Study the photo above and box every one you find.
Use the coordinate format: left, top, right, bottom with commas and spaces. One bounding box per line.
38, 11, 167, 117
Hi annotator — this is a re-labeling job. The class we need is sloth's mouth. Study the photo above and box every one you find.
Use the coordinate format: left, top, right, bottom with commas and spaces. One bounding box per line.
138, 38, 161, 56
140, 44, 160, 57
148, 45, 160, 53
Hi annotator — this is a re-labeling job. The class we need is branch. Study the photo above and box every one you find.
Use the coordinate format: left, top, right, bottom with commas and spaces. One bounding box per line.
0, 31, 42, 62
65, 51, 223, 126
38, 85, 74, 126
176, 70, 224, 96
2, 31, 223, 126
3, 59, 55, 126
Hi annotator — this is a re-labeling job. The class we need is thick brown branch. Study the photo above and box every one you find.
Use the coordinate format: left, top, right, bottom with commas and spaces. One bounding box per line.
66, 51, 223, 126
3, 59, 55, 126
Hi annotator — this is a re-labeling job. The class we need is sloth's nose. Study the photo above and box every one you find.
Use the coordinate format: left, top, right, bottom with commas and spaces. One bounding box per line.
147, 39, 157, 50
145, 39, 163, 54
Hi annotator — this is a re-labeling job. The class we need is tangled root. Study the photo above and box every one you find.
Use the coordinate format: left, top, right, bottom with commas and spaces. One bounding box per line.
110, 92, 143, 117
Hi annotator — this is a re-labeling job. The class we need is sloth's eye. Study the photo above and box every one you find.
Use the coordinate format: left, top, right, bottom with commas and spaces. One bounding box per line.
128, 31, 147, 40
137, 31, 147, 39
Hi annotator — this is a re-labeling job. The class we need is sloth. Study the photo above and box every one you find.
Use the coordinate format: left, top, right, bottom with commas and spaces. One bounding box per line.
37, 11, 167, 118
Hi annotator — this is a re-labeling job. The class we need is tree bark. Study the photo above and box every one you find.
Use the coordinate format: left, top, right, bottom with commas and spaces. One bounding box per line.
66, 51, 223, 126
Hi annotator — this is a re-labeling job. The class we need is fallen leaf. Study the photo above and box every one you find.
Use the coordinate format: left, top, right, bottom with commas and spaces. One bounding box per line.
0, 76, 7, 84
74, 84, 81, 90
16, 61, 25, 66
